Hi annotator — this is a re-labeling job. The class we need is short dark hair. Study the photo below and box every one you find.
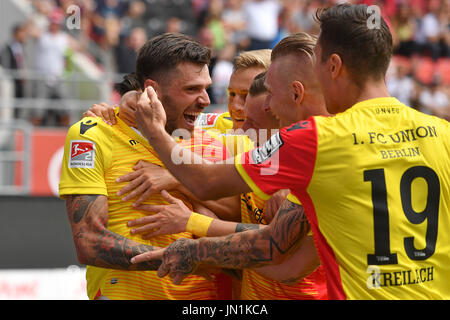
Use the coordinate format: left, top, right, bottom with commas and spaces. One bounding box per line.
271, 32, 317, 64
249, 71, 267, 96
315, 4, 393, 84
136, 32, 211, 89
114, 73, 141, 96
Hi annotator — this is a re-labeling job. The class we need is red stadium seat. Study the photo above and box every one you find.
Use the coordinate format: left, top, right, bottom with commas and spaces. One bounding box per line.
436, 58, 450, 84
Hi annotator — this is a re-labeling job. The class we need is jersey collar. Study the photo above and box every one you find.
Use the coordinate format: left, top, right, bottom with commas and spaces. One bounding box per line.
349, 97, 403, 111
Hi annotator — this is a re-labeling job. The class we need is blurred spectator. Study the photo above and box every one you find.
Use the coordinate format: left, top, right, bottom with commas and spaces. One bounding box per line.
0, 23, 30, 119
166, 17, 183, 33
222, 0, 249, 51
387, 63, 415, 107
96, 16, 121, 72
33, 9, 72, 126
1, 0, 448, 128
28, 0, 54, 37
211, 43, 236, 104
198, 25, 219, 104
97, 0, 125, 18
115, 27, 147, 74
243, 0, 283, 50
391, 4, 417, 57
419, 79, 450, 120
290, 0, 318, 34
204, 0, 227, 51
120, 0, 147, 37
415, 0, 444, 60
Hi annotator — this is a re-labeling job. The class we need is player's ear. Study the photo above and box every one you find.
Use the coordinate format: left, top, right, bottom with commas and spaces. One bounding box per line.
144, 79, 161, 98
292, 81, 304, 105
329, 54, 342, 80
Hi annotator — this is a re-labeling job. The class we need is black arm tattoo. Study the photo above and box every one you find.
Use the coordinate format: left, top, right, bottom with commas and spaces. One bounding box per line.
65, 194, 161, 271
235, 223, 261, 233
162, 200, 309, 277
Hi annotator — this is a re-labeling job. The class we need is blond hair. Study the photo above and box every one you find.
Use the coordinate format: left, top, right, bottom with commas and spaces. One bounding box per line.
233, 49, 272, 72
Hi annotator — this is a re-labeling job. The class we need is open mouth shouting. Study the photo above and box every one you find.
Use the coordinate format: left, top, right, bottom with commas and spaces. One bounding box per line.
183, 110, 201, 129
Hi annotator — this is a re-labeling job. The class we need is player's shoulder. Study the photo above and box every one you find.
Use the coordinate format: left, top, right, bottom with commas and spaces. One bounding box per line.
281, 117, 319, 139
66, 117, 113, 141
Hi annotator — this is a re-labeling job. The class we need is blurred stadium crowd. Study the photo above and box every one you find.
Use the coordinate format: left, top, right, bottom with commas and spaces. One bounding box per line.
0, 0, 449, 127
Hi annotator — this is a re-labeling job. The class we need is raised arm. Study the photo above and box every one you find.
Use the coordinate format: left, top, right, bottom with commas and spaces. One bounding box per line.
116, 161, 242, 222
135, 86, 251, 200
65, 194, 161, 271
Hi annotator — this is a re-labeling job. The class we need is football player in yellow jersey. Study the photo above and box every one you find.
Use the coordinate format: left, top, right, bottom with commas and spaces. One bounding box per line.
127, 70, 328, 300
81, 44, 328, 299
82, 47, 327, 300
130, 5, 450, 300
60, 33, 233, 300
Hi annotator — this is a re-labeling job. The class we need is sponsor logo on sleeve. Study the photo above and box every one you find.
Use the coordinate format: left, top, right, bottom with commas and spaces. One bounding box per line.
252, 132, 283, 164
69, 140, 95, 168
286, 121, 310, 132
80, 120, 98, 135
195, 113, 219, 128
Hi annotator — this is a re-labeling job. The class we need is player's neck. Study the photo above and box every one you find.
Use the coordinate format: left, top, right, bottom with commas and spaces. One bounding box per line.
341, 79, 391, 112
355, 80, 391, 103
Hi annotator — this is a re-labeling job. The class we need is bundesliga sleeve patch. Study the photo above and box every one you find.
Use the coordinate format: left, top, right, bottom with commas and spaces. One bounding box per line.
195, 113, 219, 128
252, 132, 284, 164
69, 140, 96, 168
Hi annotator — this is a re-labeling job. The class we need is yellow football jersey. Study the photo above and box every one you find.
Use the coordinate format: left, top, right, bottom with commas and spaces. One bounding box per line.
240, 192, 327, 300
236, 97, 450, 299
60, 111, 229, 300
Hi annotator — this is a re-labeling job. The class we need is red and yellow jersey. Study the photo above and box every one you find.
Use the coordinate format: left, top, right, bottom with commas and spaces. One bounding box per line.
240, 192, 327, 300
59, 110, 230, 300
235, 97, 450, 300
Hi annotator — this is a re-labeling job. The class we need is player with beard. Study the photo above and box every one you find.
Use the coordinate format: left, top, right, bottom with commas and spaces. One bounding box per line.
127, 70, 327, 300
59, 33, 231, 300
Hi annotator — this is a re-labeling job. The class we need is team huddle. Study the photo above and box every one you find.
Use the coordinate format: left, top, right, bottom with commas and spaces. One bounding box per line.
59, 4, 450, 300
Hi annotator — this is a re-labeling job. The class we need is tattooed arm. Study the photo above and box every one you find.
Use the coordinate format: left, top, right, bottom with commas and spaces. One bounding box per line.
65, 194, 161, 271
132, 199, 309, 284
252, 235, 320, 285
128, 190, 261, 239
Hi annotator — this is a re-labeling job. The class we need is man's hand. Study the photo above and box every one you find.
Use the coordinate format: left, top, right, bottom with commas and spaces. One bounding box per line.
128, 190, 192, 239
119, 90, 140, 128
82, 102, 116, 125
117, 160, 179, 207
135, 86, 167, 141
130, 199, 310, 283
131, 238, 199, 285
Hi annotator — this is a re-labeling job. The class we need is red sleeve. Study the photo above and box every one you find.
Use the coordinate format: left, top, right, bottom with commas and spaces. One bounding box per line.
236, 118, 318, 198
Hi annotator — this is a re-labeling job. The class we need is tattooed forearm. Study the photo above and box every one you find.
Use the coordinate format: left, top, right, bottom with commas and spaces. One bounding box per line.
235, 223, 260, 233
182, 200, 309, 270
65, 194, 161, 271
92, 227, 162, 270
